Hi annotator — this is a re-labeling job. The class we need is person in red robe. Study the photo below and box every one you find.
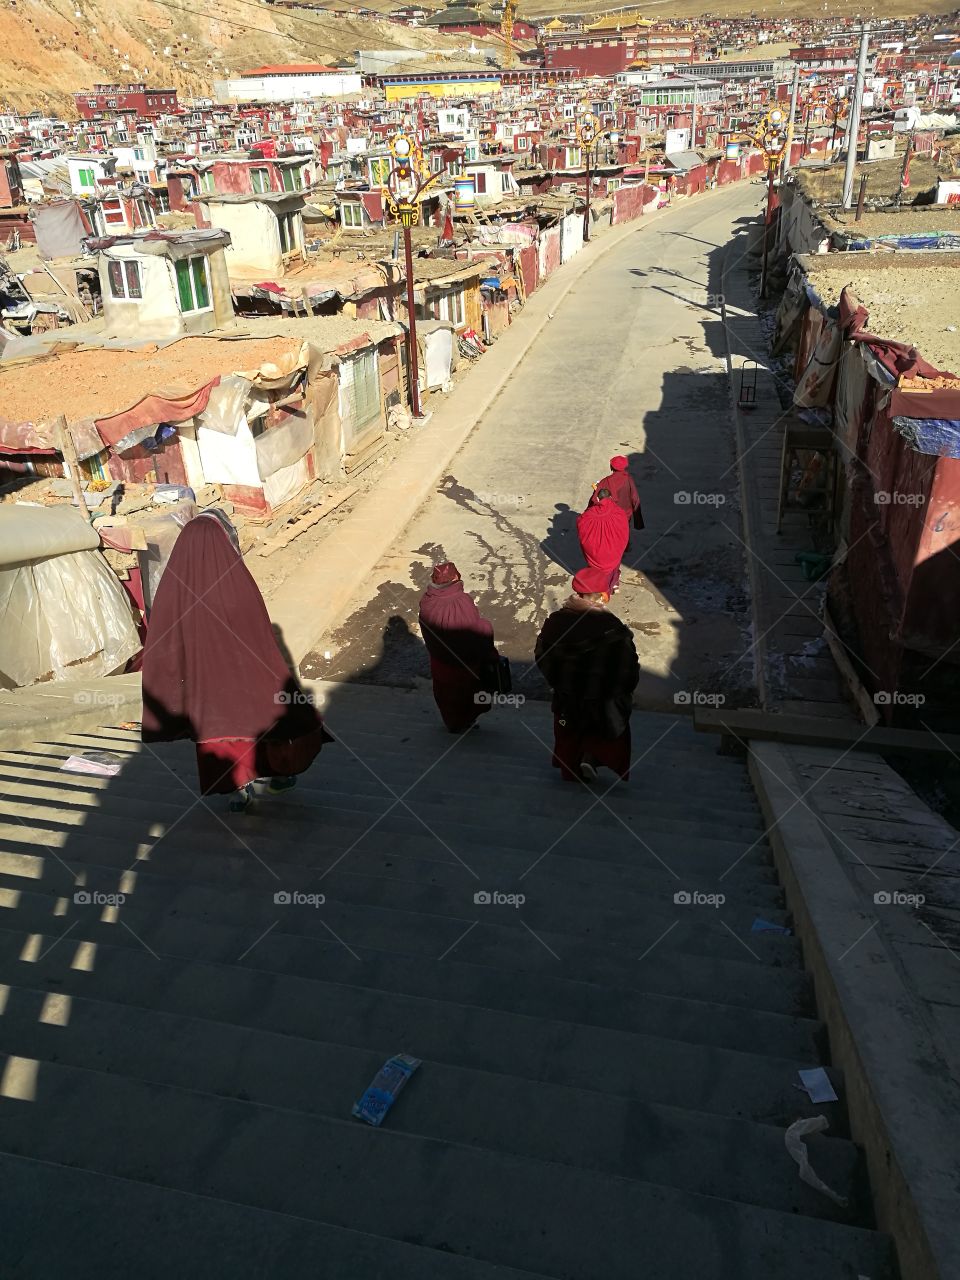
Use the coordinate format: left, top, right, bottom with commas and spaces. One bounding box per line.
418, 562, 499, 733
590, 455, 643, 530
577, 488, 631, 593
141, 511, 332, 811
535, 568, 639, 784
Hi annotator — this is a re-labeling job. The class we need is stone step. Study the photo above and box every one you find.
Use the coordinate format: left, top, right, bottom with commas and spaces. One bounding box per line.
0, 877, 807, 1035
0, 925, 823, 1121
0, 979, 861, 1222
0, 918, 818, 1063
0, 1153, 546, 1280
0, 845, 795, 958
0, 769, 770, 846
0, 786, 783, 896
0, 751, 766, 817
0, 1057, 894, 1280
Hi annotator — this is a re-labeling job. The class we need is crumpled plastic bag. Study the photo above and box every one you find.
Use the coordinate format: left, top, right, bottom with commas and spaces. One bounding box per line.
784, 1115, 849, 1207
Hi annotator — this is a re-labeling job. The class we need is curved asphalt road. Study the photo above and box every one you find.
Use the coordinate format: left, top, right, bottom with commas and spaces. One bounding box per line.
303, 181, 767, 709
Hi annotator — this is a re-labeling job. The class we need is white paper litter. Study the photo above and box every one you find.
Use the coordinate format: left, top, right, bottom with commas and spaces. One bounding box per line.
798, 1067, 839, 1103
61, 753, 123, 777
785, 1115, 849, 1207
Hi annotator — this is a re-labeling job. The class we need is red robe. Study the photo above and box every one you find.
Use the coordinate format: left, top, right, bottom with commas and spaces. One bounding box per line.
418, 581, 497, 732
590, 470, 642, 527
141, 514, 332, 794
576, 498, 631, 591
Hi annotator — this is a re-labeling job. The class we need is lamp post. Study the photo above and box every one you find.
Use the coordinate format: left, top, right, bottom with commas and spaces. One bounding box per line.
576, 108, 599, 243
381, 132, 442, 420
754, 105, 788, 300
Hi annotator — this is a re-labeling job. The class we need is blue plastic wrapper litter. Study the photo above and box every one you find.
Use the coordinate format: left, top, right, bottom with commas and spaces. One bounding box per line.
352, 1054, 421, 1126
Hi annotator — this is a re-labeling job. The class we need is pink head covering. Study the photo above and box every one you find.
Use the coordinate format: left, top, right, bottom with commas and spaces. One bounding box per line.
610, 455, 629, 472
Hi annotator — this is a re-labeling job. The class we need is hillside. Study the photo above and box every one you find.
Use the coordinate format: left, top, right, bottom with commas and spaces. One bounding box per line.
0, 0, 501, 115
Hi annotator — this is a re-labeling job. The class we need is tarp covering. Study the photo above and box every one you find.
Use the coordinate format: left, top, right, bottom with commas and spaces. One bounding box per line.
96, 380, 221, 451
892, 416, 960, 459
254, 413, 313, 479
0, 413, 104, 461
30, 200, 90, 261
0, 505, 99, 565
0, 506, 140, 687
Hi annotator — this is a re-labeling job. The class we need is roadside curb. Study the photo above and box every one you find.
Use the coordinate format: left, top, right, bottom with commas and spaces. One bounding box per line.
720, 237, 769, 708
750, 739, 960, 1280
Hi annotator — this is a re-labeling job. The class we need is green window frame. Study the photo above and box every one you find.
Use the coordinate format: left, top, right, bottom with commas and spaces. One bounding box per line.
281, 166, 301, 191
175, 255, 211, 313
250, 167, 270, 193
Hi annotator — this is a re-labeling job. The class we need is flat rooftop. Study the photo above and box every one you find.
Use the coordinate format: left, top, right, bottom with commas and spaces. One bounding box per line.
800, 251, 960, 374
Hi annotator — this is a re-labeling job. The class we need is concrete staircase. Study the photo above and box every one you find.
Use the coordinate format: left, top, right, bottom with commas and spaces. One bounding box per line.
0, 682, 896, 1279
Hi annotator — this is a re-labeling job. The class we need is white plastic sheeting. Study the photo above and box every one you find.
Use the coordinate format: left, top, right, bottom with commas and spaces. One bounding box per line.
0, 547, 140, 688
0, 505, 100, 566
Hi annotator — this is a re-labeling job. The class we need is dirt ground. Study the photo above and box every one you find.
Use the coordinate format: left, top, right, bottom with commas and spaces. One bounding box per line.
804, 262, 960, 372
824, 207, 960, 237
0, 335, 307, 424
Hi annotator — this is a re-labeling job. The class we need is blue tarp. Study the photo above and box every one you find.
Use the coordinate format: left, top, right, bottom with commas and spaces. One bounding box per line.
839, 233, 960, 252
893, 416, 960, 458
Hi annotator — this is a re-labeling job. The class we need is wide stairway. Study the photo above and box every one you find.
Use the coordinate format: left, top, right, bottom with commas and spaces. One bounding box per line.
0, 681, 895, 1278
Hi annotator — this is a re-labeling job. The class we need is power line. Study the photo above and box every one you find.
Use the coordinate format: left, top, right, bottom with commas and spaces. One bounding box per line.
150, 0, 344, 49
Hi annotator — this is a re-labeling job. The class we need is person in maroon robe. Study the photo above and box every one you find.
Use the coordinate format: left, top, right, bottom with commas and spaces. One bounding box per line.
535, 568, 639, 784
418, 562, 499, 733
141, 511, 332, 811
590, 455, 643, 530
577, 488, 631, 593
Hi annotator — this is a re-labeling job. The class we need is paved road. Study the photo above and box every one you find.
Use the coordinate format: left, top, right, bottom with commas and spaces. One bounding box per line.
304, 183, 767, 708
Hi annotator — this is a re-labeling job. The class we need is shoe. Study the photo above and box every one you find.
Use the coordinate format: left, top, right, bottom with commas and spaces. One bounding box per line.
268, 775, 297, 794
580, 761, 599, 782
229, 783, 255, 812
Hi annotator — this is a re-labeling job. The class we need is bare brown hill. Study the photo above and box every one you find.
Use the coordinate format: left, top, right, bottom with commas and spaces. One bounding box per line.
0, 0, 501, 115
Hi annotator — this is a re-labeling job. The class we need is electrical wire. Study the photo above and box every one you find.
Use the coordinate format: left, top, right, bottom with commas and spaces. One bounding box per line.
150, 0, 345, 50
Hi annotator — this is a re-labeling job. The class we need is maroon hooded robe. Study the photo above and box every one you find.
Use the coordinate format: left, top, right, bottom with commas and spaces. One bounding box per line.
590, 470, 643, 527
576, 497, 631, 592
141, 514, 331, 794
418, 580, 497, 732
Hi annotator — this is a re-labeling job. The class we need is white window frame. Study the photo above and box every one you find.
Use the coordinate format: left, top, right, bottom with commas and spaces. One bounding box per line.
438, 287, 465, 327
340, 201, 363, 228
250, 166, 271, 193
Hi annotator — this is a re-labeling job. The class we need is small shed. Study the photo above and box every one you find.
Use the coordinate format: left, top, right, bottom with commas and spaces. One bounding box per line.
90, 229, 235, 339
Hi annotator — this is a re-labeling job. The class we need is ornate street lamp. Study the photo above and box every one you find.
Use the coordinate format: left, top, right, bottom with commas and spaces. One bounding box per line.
753, 105, 788, 299
576, 108, 601, 243
381, 132, 444, 419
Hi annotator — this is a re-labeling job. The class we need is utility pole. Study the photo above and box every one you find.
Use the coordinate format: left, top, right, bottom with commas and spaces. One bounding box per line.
781, 65, 800, 177
842, 24, 870, 209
